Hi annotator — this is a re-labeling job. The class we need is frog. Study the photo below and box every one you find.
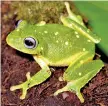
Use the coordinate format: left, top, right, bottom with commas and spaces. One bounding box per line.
6, 2, 104, 103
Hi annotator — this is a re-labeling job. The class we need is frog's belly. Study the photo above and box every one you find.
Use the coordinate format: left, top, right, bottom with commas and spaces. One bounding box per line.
41, 51, 88, 67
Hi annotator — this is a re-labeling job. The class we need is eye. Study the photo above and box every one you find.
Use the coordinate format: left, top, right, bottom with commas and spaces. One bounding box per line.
24, 37, 37, 49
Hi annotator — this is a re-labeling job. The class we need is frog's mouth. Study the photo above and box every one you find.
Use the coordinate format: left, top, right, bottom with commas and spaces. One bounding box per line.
6, 35, 12, 46
6, 35, 15, 48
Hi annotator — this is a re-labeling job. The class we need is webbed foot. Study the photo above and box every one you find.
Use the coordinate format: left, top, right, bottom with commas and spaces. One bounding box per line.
10, 72, 31, 99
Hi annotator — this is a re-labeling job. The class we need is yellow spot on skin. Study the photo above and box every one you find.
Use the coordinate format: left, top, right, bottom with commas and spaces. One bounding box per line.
56, 40, 59, 43
35, 30, 36, 32
44, 31, 48, 33
83, 48, 86, 51
79, 28, 82, 30
41, 47, 43, 50
81, 22, 83, 25
75, 31, 78, 34
55, 32, 59, 35
79, 72, 82, 76
87, 40, 91, 42
69, 24, 72, 27
16, 29, 20, 31
65, 41, 69, 45
80, 60, 84, 64
76, 35, 79, 38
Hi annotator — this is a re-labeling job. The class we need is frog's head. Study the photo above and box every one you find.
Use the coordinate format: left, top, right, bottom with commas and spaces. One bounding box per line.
6, 20, 46, 55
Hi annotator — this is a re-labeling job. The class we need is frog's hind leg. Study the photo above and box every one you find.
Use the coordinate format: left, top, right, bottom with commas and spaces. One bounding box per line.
61, 2, 101, 44
61, 2, 85, 27
54, 52, 104, 103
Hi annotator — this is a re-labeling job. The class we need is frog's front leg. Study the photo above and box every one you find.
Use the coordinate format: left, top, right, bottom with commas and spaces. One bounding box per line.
54, 52, 103, 103
10, 55, 51, 99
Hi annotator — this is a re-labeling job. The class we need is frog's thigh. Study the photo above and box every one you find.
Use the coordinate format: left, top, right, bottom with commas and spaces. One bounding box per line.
64, 51, 94, 81
55, 58, 103, 102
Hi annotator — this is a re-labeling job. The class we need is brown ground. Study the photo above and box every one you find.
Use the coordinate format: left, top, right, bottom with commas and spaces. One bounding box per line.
1, 1, 108, 106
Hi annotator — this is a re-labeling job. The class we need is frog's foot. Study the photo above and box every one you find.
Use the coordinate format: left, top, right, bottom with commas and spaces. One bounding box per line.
64, 2, 84, 26
54, 82, 84, 102
10, 72, 31, 99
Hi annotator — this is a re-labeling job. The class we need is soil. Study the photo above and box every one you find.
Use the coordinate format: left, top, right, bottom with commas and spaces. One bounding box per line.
1, 1, 108, 106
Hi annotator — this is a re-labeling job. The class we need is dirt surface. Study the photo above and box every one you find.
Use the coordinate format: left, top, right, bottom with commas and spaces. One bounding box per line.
1, 1, 108, 106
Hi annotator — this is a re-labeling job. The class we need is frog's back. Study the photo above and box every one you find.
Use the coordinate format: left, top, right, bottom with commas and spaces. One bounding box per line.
35, 24, 95, 66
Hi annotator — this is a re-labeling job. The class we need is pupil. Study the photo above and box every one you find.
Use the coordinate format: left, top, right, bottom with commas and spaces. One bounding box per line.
25, 40, 33, 46
24, 37, 37, 49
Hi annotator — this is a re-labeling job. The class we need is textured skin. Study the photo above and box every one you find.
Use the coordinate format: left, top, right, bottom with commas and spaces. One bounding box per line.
6, 24, 95, 66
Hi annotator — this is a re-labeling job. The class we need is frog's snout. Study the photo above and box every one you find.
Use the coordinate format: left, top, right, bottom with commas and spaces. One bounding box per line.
6, 34, 15, 47
6, 35, 10, 45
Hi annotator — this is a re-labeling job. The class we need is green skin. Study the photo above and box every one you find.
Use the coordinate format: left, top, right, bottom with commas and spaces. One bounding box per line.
6, 2, 103, 103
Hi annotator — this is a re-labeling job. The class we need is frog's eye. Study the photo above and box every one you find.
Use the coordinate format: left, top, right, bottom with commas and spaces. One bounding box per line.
24, 37, 37, 49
